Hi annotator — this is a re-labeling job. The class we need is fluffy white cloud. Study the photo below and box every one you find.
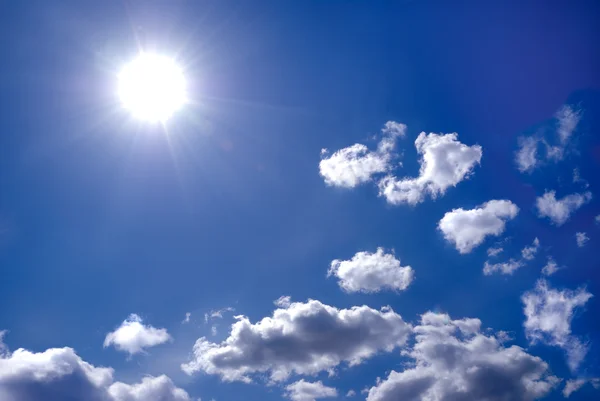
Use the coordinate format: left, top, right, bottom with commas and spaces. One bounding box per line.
104, 314, 171, 356
541, 257, 560, 276
285, 380, 337, 401
182, 299, 411, 383
522, 280, 593, 371
483, 259, 524, 276
515, 136, 540, 173
328, 248, 414, 293
438, 200, 519, 254
378, 132, 482, 205
0, 336, 189, 401
575, 232, 589, 248
563, 378, 600, 398
521, 237, 540, 260
319, 121, 405, 188
366, 312, 558, 401
535, 191, 592, 226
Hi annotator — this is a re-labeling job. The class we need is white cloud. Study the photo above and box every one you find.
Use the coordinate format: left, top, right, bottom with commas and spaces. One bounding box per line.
596, 214, 600, 224
182, 299, 411, 383
516, 105, 582, 172
183, 313, 191, 324
205, 307, 235, 323
285, 380, 337, 401
521, 237, 540, 260
319, 122, 405, 188
556, 105, 582, 145
483, 259, 524, 276
535, 190, 592, 226
438, 200, 519, 254
541, 257, 561, 276
515, 136, 540, 173
366, 312, 558, 401
104, 314, 171, 356
378, 132, 482, 205
563, 378, 600, 398
328, 248, 414, 293
576, 232, 589, 248
211, 326, 217, 336
0, 335, 189, 401
346, 389, 356, 397
274, 296, 292, 308
486, 247, 503, 257
522, 280, 593, 371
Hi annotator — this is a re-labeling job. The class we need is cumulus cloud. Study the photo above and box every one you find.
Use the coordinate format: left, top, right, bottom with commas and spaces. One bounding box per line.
521, 237, 540, 260
522, 280, 593, 371
0, 335, 189, 401
378, 132, 482, 205
575, 232, 589, 248
541, 257, 561, 276
285, 380, 337, 401
535, 191, 592, 226
104, 314, 171, 356
515, 105, 582, 172
366, 312, 558, 401
438, 200, 519, 254
182, 299, 411, 383
563, 378, 600, 398
328, 248, 414, 293
319, 121, 406, 188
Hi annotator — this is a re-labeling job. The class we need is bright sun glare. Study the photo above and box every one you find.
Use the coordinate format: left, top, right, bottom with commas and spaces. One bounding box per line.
118, 53, 187, 123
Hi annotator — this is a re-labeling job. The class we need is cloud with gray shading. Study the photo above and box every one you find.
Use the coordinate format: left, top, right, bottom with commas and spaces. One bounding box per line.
438, 200, 519, 254
104, 314, 171, 356
522, 280, 593, 371
328, 248, 414, 293
366, 312, 559, 401
182, 299, 411, 383
0, 335, 189, 401
535, 191, 591, 226
563, 378, 600, 398
285, 380, 337, 401
378, 132, 482, 205
319, 121, 406, 188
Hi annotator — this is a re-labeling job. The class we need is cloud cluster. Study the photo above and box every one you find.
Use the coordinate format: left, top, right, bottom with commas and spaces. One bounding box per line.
522, 280, 593, 371
104, 314, 171, 356
319, 121, 406, 188
535, 190, 591, 226
0, 337, 189, 401
515, 105, 582, 172
438, 200, 519, 254
285, 380, 337, 401
328, 248, 414, 293
366, 312, 558, 401
182, 299, 411, 382
378, 132, 482, 205
483, 237, 540, 276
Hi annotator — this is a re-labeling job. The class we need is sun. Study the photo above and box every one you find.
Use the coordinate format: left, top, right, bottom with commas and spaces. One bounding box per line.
118, 53, 187, 123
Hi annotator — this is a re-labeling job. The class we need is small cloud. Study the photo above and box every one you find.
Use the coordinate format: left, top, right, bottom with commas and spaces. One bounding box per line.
204, 307, 235, 323
274, 295, 292, 308
541, 257, 561, 276
346, 390, 356, 397
535, 190, 592, 226
515, 136, 540, 173
285, 380, 337, 401
576, 232, 589, 248
487, 247, 504, 257
211, 325, 217, 336
438, 200, 519, 254
103, 314, 171, 356
521, 237, 540, 261
182, 312, 191, 324
483, 259, 524, 276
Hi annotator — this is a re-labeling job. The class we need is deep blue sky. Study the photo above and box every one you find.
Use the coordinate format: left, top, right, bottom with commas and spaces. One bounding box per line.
1, 1, 600, 400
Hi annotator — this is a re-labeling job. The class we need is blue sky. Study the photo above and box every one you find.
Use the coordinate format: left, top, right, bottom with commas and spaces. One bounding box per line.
1, 1, 600, 400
